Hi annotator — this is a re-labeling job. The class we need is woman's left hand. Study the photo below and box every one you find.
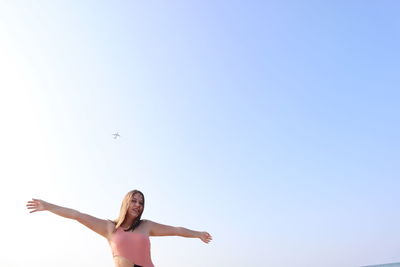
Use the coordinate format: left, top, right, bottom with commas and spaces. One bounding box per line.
199, 231, 213, 243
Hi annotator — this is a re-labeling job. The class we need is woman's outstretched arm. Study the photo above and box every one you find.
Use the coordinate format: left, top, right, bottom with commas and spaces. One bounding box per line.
146, 220, 212, 243
26, 198, 113, 239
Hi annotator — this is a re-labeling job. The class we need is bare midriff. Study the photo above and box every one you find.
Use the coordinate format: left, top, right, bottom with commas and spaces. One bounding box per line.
113, 255, 137, 267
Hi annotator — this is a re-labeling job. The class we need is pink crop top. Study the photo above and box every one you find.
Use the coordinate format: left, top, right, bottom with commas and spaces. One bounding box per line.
109, 227, 154, 267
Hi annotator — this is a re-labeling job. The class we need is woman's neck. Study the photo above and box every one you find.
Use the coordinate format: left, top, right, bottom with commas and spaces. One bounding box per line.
121, 217, 137, 228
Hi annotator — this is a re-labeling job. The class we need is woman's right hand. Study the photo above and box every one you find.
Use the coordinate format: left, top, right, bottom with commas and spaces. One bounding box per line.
26, 198, 48, 213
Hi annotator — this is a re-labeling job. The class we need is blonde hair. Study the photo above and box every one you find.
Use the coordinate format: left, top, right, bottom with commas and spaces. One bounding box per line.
114, 190, 145, 231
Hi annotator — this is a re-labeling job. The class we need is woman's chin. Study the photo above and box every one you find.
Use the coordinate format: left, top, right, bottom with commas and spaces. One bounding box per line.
129, 212, 138, 218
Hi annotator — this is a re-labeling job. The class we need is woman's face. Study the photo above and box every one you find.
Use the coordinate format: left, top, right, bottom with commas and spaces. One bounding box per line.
127, 193, 144, 219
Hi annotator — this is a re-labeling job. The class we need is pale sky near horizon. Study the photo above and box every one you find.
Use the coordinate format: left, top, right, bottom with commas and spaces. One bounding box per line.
0, 1, 399, 267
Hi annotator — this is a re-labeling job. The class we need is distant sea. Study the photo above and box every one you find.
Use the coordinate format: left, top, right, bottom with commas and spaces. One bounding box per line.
361, 263, 400, 267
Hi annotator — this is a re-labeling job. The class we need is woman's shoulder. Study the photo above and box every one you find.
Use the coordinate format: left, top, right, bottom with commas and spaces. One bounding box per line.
106, 220, 117, 232
107, 219, 117, 225
139, 219, 155, 232
140, 219, 153, 227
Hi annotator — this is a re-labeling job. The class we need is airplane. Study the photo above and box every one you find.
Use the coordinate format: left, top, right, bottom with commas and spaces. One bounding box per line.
112, 132, 120, 139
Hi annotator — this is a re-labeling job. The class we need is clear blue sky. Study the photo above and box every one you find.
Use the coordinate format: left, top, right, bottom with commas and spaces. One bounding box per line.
0, 1, 399, 267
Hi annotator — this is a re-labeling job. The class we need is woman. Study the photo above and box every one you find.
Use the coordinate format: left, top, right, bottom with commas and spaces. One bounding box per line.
26, 189, 212, 267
